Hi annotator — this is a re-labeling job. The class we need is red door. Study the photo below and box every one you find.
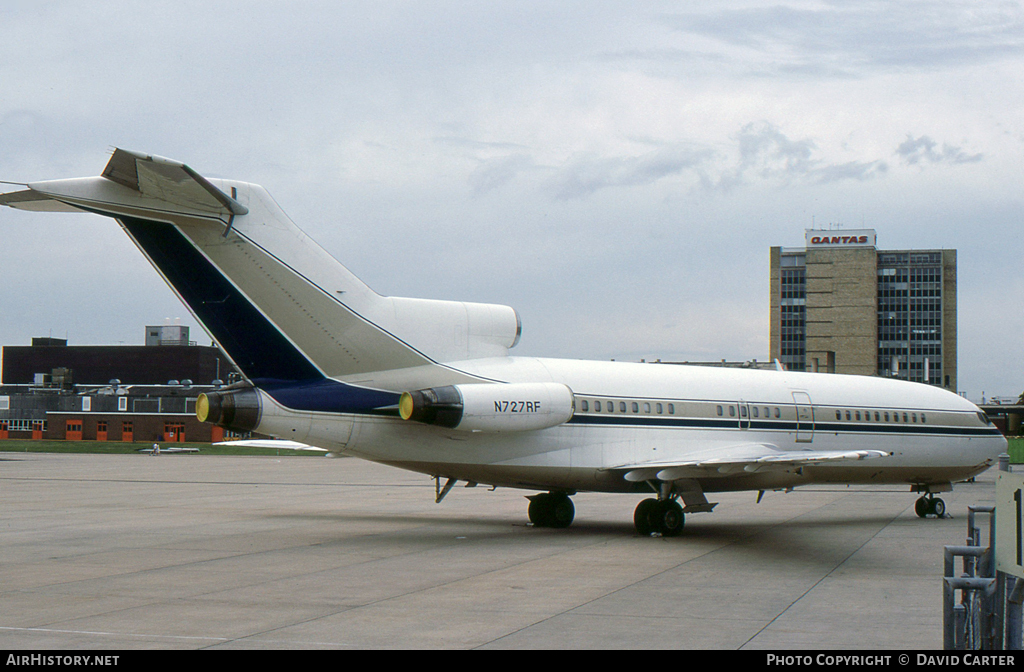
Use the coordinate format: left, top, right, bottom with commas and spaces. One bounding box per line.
164, 423, 185, 442
65, 420, 83, 441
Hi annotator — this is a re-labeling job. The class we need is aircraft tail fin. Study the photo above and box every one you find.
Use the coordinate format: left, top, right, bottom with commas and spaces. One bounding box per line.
1, 150, 521, 389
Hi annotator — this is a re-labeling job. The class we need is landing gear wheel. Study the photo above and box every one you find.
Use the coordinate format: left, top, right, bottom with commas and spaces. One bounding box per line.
656, 500, 685, 537
634, 498, 659, 536
634, 498, 685, 537
528, 492, 575, 528
915, 496, 946, 519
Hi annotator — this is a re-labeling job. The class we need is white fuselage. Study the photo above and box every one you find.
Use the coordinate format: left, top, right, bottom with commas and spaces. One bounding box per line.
257, 356, 1005, 495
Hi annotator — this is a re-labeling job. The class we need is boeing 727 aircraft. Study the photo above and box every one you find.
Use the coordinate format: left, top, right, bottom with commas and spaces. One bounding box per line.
0, 149, 1007, 535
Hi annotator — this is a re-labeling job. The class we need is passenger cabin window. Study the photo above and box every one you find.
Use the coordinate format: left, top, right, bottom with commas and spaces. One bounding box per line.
903, 413, 909, 423
668, 404, 675, 415
921, 413, 927, 423
740, 406, 747, 418
594, 401, 601, 412
717, 405, 723, 416
632, 402, 639, 413
619, 402, 627, 413
874, 412, 880, 421
845, 411, 851, 421
855, 411, 861, 421
774, 408, 781, 418
752, 407, 759, 418
581, 400, 589, 412
884, 412, 889, 421
643, 402, 651, 413
729, 406, 736, 417
836, 410, 842, 420
656, 403, 663, 414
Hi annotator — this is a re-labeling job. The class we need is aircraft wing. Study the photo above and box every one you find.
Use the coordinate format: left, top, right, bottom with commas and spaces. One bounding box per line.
616, 443, 889, 482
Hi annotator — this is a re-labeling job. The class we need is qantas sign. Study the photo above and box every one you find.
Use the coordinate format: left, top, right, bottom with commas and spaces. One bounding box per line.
805, 229, 876, 248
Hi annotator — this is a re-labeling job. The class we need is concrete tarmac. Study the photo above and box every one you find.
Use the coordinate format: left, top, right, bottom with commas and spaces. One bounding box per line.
0, 452, 1002, 649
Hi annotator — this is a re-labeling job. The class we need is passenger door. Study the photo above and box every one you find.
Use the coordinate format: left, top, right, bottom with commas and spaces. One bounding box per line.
792, 391, 814, 443
738, 401, 751, 430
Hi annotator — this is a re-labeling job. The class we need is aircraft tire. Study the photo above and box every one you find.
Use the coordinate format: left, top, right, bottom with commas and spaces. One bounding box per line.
915, 497, 930, 518
528, 492, 575, 528
528, 493, 553, 526
633, 498, 659, 536
548, 494, 575, 528
931, 498, 946, 518
656, 500, 685, 537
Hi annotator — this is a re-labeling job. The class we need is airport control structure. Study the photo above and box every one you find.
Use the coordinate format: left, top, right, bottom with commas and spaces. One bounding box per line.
770, 229, 957, 391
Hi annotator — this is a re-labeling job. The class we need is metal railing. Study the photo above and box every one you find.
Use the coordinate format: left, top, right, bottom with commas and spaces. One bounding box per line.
943, 455, 1024, 650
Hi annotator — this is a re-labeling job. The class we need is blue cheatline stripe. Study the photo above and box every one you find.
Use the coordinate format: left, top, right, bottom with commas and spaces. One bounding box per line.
118, 216, 400, 413
568, 414, 1001, 437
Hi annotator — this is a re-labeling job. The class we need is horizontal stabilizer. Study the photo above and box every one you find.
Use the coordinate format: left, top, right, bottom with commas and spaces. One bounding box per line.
100, 148, 248, 216
2, 149, 247, 221
0, 189, 88, 212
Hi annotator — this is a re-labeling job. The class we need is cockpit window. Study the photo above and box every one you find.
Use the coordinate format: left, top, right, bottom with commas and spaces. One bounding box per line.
977, 411, 992, 425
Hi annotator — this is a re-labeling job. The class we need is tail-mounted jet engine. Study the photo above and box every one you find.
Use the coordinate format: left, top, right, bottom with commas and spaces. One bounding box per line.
399, 382, 574, 432
196, 385, 261, 432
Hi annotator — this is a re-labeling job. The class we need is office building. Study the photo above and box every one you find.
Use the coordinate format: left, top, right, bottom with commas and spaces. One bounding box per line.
769, 229, 956, 390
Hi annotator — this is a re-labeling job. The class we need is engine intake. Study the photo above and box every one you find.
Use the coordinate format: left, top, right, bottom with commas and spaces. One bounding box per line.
399, 382, 574, 433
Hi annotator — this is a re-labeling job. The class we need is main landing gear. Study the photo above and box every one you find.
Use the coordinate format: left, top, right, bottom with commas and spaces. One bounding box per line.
633, 498, 685, 536
915, 495, 946, 518
527, 492, 575, 528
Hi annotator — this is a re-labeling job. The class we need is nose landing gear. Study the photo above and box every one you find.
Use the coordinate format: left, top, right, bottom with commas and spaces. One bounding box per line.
915, 495, 946, 518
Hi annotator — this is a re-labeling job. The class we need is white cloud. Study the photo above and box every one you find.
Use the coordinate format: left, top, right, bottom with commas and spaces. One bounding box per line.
0, 1, 1021, 398
896, 135, 984, 166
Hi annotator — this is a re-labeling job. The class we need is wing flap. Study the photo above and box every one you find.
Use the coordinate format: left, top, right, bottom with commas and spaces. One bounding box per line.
619, 443, 888, 481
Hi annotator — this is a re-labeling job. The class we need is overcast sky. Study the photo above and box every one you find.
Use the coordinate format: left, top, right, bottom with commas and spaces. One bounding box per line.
1, 1, 1021, 399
